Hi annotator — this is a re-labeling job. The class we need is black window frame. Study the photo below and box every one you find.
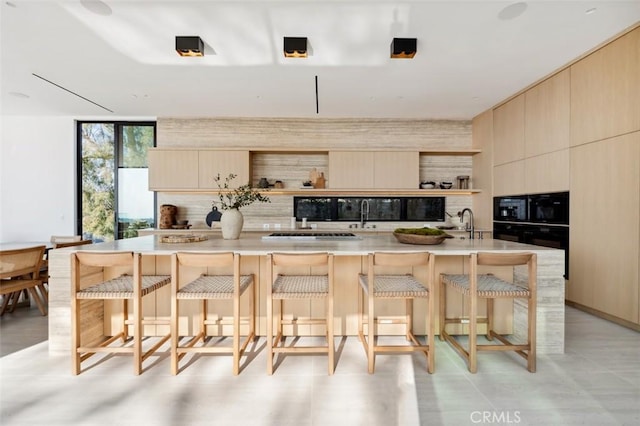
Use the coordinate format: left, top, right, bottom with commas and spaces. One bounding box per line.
76, 120, 157, 239
293, 196, 446, 222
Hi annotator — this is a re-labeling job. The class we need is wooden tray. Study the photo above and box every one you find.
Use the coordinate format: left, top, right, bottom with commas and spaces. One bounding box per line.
160, 235, 208, 243
393, 232, 452, 245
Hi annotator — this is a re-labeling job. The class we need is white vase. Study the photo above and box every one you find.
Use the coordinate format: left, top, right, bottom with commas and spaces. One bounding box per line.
220, 208, 244, 240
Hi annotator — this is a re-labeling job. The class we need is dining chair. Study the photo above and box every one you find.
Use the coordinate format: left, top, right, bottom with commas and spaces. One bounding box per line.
266, 252, 335, 375
170, 252, 256, 375
40, 239, 93, 302
440, 252, 537, 373
71, 251, 171, 375
358, 252, 435, 373
0, 245, 47, 316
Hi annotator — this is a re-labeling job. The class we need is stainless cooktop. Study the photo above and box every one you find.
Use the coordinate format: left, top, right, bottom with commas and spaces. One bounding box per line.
262, 232, 361, 241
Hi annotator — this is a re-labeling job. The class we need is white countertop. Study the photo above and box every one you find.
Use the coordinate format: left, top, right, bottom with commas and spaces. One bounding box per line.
67, 234, 558, 256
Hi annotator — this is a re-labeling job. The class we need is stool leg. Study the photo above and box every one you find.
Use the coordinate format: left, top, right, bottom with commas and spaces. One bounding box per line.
71, 295, 81, 375
367, 287, 375, 374
266, 293, 274, 375
171, 296, 179, 375
133, 295, 142, 375
468, 293, 478, 374
357, 282, 363, 343
438, 276, 446, 341
486, 298, 494, 340
528, 295, 537, 373
233, 283, 240, 376
250, 277, 256, 341
122, 300, 129, 342
405, 298, 412, 341
327, 295, 334, 375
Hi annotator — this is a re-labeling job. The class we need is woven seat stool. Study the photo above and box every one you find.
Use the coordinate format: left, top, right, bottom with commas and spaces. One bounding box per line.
170, 252, 255, 375
71, 251, 171, 375
266, 252, 334, 375
358, 252, 435, 373
440, 252, 537, 373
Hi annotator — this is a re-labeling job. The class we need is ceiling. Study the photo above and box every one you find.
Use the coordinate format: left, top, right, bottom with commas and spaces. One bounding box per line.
2, 0, 639, 120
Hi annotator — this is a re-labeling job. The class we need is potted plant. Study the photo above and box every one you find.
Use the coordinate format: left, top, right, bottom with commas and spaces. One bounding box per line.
213, 173, 270, 239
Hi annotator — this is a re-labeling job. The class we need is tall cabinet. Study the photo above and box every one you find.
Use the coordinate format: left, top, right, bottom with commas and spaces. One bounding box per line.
567, 27, 640, 327
477, 24, 639, 329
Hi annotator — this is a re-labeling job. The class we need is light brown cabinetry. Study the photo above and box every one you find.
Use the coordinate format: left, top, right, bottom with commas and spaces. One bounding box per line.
493, 161, 525, 196
472, 110, 493, 230
568, 132, 639, 324
329, 151, 419, 189
329, 151, 375, 188
525, 149, 569, 194
492, 69, 571, 196
148, 149, 199, 190
198, 150, 250, 189
150, 148, 476, 194
570, 27, 640, 146
525, 69, 570, 157
493, 94, 525, 166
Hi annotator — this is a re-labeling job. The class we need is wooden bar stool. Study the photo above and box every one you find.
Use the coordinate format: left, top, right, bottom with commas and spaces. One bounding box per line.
440, 252, 537, 373
358, 252, 435, 373
266, 252, 334, 375
170, 252, 256, 375
71, 251, 171, 375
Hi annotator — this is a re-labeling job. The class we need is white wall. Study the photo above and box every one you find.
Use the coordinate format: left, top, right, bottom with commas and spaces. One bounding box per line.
0, 116, 76, 242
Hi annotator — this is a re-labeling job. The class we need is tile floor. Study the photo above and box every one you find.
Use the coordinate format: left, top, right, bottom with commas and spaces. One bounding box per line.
1, 305, 639, 426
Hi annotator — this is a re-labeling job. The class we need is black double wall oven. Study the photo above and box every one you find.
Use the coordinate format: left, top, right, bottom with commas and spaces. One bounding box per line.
494, 192, 569, 279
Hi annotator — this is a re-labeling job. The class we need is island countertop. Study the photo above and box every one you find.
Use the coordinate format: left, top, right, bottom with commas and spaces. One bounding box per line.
47, 234, 565, 355
64, 233, 558, 256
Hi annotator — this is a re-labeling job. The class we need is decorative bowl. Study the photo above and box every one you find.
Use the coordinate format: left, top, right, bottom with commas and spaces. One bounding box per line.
393, 228, 454, 245
440, 182, 453, 189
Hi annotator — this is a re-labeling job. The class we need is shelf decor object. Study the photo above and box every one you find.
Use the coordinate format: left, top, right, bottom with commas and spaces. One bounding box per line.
214, 173, 270, 239
393, 227, 454, 245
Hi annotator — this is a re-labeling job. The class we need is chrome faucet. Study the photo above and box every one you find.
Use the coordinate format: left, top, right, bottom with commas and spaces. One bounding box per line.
360, 199, 370, 229
460, 208, 475, 239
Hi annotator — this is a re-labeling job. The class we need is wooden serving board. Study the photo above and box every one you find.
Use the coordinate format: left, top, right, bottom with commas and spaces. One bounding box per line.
160, 234, 208, 243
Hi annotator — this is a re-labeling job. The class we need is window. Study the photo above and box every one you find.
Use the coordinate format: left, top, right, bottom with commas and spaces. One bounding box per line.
293, 196, 445, 222
77, 122, 156, 241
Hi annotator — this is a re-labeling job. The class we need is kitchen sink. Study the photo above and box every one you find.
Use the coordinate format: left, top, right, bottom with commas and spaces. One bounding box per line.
261, 232, 361, 240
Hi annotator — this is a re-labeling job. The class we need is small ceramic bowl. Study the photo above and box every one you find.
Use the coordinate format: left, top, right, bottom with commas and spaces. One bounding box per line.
176, 220, 189, 225
440, 182, 453, 189
420, 182, 435, 189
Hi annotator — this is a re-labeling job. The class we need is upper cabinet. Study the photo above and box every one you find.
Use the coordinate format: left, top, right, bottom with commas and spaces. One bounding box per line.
148, 149, 199, 190
329, 151, 418, 189
329, 151, 375, 188
570, 27, 640, 146
198, 150, 250, 189
525, 69, 571, 157
493, 94, 525, 166
150, 147, 476, 194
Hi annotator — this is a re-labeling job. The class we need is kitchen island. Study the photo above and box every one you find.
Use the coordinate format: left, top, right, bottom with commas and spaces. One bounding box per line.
47, 233, 565, 355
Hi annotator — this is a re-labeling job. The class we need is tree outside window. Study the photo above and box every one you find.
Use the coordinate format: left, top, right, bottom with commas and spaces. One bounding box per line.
78, 122, 155, 241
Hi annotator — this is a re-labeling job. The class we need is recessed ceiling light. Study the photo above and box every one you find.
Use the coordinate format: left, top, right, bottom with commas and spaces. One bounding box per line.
80, 0, 112, 16
176, 36, 205, 57
498, 2, 528, 21
585, 8, 597, 15
9, 91, 30, 99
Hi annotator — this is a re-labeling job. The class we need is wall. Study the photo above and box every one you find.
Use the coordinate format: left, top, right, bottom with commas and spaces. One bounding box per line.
0, 115, 154, 243
0, 116, 76, 242
155, 117, 475, 230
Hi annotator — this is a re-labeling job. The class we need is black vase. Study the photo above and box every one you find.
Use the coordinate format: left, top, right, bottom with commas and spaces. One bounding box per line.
206, 206, 222, 227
